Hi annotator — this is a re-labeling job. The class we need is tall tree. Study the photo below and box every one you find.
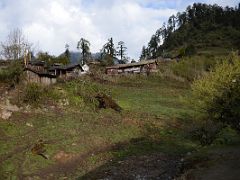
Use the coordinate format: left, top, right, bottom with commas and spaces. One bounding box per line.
117, 41, 127, 63
101, 37, 116, 64
77, 38, 91, 65
177, 12, 187, 27
0, 28, 32, 60
105, 37, 116, 58
140, 45, 150, 60
64, 43, 71, 64
148, 35, 159, 58
168, 15, 177, 32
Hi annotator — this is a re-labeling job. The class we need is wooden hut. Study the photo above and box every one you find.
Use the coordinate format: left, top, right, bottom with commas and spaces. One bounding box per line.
27, 60, 46, 72
106, 60, 158, 75
48, 64, 84, 79
25, 68, 57, 85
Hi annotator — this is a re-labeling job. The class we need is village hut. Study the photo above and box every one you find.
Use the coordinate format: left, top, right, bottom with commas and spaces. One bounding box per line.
27, 60, 46, 72
48, 64, 84, 79
25, 68, 57, 85
105, 60, 158, 75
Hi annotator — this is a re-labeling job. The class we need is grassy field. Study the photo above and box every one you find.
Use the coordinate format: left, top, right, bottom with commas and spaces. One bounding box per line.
0, 74, 224, 179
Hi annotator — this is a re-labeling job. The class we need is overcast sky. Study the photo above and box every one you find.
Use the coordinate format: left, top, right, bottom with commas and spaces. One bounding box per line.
0, 0, 239, 59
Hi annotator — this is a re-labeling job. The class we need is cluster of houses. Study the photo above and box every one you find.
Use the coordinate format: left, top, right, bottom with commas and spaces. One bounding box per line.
24, 57, 168, 85
105, 59, 159, 75
25, 61, 88, 85
105, 57, 171, 75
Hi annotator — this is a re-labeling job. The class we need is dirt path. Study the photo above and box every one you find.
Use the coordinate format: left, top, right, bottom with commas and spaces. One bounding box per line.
79, 146, 240, 180
80, 153, 182, 180
23, 141, 182, 179
25, 145, 115, 179
178, 146, 240, 180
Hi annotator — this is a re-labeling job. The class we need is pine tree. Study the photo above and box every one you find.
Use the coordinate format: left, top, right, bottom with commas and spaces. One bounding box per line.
117, 41, 127, 63
77, 38, 91, 65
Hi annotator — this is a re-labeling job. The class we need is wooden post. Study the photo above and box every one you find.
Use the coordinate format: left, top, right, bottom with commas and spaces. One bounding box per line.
24, 49, 27, 67
28, 50, 31, 65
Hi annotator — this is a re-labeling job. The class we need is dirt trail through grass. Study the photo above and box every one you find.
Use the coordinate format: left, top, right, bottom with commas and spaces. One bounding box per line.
179, 146, 240, 180
81, 153, 182, 180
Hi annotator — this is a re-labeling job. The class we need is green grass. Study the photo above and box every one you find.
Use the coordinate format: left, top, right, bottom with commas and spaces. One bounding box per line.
110, 75, 193, 118
0, 74, 200, 178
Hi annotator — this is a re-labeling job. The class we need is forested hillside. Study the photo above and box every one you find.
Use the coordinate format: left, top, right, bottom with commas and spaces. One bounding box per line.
141, 3, 240, 59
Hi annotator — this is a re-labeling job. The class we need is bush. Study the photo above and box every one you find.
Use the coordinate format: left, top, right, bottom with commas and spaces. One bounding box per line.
213, 126, 240, 145
63, 78, 111, 109
23, 83, 43, 104
187, 120, 224, 146
0, 61, 23, 84
170, 56, 212, 81
192, 53, 240, 131
177, 44, 196, 58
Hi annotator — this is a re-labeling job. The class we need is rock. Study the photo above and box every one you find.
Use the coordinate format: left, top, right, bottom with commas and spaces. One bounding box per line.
6, 104, 19, 112
26, 105, 30, 110
43, 108, 48, 112
0, 99, 20, 112
59, 99, 69, 106
0, 109, 12, 120
24, 105, 31, 113
53, 151, 76, 163
26, 122, 34, 127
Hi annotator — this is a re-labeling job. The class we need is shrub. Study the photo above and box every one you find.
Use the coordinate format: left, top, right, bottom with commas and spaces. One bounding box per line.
187, 120, 224, 146
0, 61, 23, 84
23, 83, 43, 104
170, 56, 207, 81
213, 126, 240, 145
192, 53, 240, 131
63, 78, 111, 109
185, 44, 196, 56
177, 44, 197, 58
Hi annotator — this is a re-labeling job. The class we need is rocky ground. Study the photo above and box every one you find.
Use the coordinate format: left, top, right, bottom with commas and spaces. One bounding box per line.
178, 146, 240, 180
0, 84, 20, 120
81, 153, 183, 180
79, 146, 240, 180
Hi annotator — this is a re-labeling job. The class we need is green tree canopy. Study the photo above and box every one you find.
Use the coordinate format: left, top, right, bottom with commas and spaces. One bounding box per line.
77, 38, 91, 65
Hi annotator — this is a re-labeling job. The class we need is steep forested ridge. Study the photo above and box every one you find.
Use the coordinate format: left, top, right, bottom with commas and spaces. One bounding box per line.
141, 3, 240, 59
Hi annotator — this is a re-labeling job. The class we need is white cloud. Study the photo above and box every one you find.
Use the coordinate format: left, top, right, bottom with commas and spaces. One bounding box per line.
207, 0, 239, 7
0, 0, 238, 59
0, 0, 177, 59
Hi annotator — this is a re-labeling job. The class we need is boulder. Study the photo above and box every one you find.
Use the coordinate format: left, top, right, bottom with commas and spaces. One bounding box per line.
0, 99, 20, 120
0, 109, 12, 120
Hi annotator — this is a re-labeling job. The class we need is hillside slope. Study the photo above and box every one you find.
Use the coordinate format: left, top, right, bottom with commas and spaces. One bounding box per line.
141, 3, 240, 59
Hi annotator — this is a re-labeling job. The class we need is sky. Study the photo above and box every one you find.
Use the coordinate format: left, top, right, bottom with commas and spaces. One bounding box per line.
0, 0, 239, 60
